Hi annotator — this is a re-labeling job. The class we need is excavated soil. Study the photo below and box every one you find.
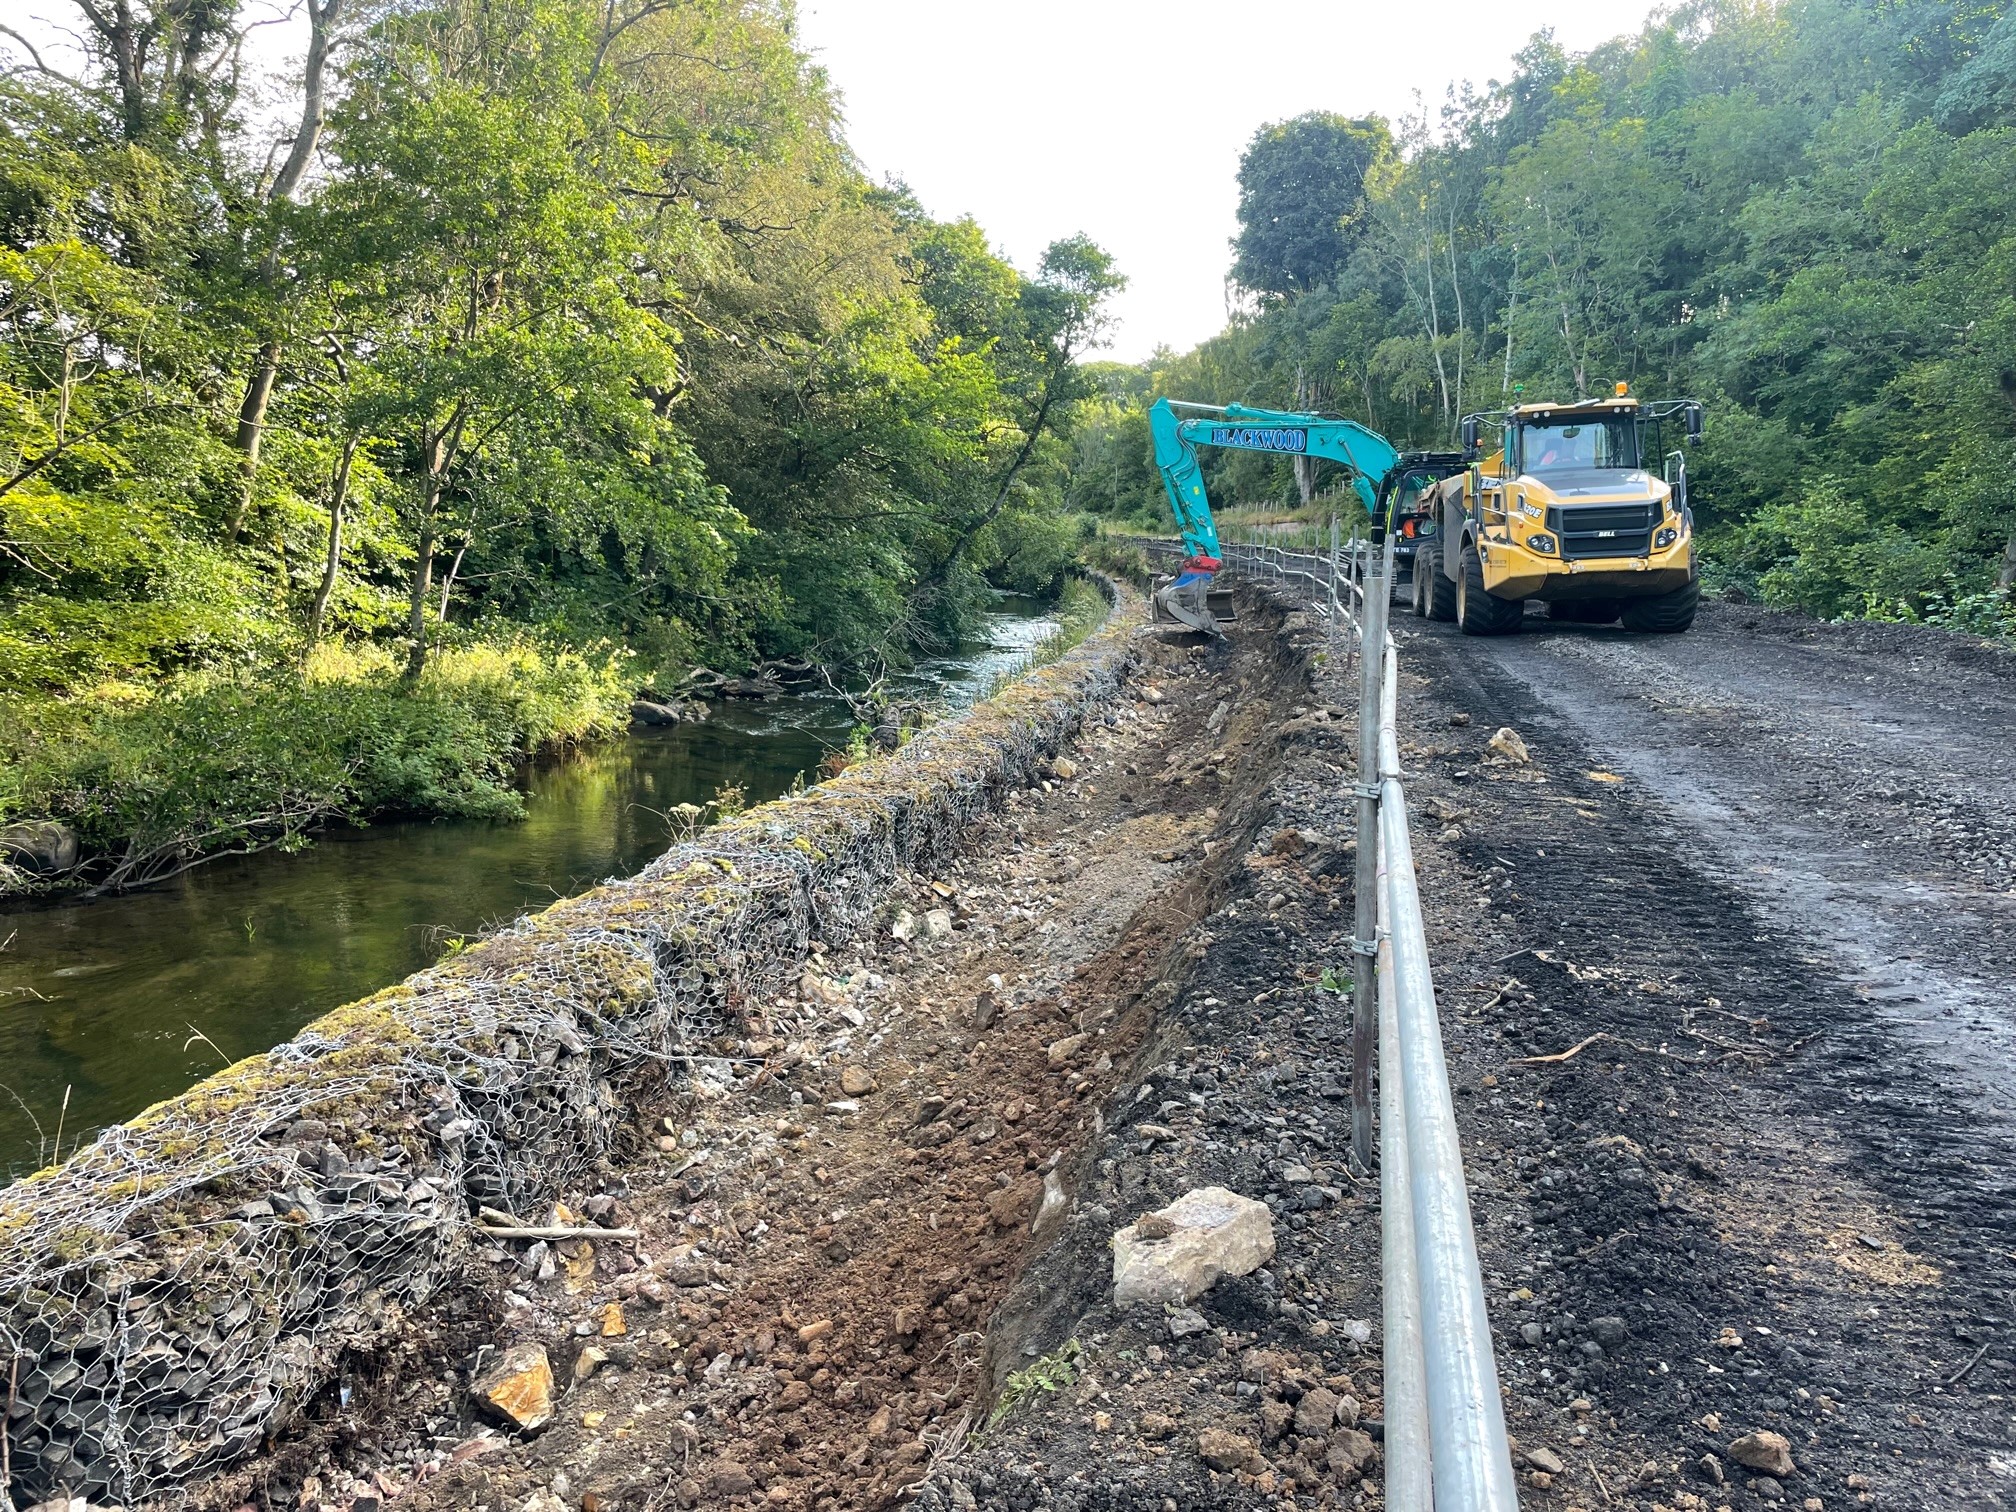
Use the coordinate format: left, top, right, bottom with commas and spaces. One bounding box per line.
199, 604, 1312, 1512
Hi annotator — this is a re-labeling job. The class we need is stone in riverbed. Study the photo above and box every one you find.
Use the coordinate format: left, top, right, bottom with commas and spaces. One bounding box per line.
1112, 1186, 1275, 1307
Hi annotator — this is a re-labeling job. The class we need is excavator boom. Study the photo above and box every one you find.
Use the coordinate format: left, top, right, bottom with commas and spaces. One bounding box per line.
1149, 397, 1408, 633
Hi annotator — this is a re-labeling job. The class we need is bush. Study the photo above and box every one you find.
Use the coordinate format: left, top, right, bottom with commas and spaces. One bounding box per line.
0, 637, 631, 894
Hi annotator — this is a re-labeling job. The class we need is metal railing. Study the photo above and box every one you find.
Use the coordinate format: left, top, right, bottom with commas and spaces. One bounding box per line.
1129, 527, 1520, 1512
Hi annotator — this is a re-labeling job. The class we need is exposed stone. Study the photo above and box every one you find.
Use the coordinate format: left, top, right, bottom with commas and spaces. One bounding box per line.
1166, 1307, 1208, 1339
629, 698, 706, 727
1196, 1428, 1264, 1473
922, 908, 955, 942
1487, 726, 1531, 762
986, 1176, 1043, 1230
1729, 1431, 1795, 1478
1051, 757, 1079, 781
710, 1462, 755, 1497
1112, 1186, 1276, 1307
1525, 1446, 1566, 1475
1032, 1167, 1070, 1239
1327, 1428, 1376, 1479
797, 1319, 833, 1345
1295, 1387, 1341, 1438
1590, 1315, 1630, 1349
472, 1342, 554, 1431
890, 911, 918, 942
572, 1344, 608, 1382
1047, 1033, 1089, 1065
839, 1066, 877, 1097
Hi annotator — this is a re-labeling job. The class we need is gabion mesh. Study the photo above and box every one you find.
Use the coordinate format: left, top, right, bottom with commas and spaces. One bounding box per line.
0, 579, 1133, 1512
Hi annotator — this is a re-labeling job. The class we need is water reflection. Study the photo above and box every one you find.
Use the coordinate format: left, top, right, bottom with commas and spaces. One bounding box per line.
0, 597, 1057, 1179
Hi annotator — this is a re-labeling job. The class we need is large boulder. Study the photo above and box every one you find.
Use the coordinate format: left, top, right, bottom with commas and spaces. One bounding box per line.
471, 1341, 554, 1431
1112, 1186, 1276, 1307
630, 698, 708, 727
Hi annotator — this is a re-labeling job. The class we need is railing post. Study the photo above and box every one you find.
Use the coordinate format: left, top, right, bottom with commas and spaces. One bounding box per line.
1349, 539, 1389, 1172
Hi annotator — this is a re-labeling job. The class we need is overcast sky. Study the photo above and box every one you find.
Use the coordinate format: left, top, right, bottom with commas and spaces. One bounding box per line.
797, 0, 1670, 361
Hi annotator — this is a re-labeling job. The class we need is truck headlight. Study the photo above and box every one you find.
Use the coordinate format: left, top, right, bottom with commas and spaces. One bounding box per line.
1526, 534, 1557, 555
1655, 527, 1678, 548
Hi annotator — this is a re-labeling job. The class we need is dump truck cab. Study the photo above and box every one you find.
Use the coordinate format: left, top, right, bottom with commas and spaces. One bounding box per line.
1416, 390, 1705, 634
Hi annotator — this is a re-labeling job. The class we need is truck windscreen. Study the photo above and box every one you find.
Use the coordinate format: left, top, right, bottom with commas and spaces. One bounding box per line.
1517, 416, 1640, 473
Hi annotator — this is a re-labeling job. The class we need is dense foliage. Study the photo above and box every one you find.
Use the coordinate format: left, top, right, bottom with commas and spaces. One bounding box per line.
0, 0, 1117, 887
1077, 0, 2016, 636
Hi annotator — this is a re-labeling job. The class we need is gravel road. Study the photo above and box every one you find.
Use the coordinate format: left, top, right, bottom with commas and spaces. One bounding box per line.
1394, 601, 2016, 1511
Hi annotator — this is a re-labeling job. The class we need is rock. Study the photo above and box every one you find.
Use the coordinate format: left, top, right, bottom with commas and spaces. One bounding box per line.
799, 970, 847, 1006
1448, 712, 1472, 727
573, 1344, 609, 1382
1032, 1167, 1070, 1238
472, 1342, 555, 1431
839, 1066, 877, 1097
1519, 1322, 1544, 1347
1112, 1186, 1276, 1307
1698, 1454, 1726, 1486
1295, 1387, 1341, 1438
1134, 1123, 1177, 1143
1047, 1033, 1089, 1065
1327, 1428, 1376, 1479
922, 908, 955, 942
629, 698, 706, 727
1526, 1446, 1565, 1475
1486, 726, 1530, 762
1196, 1428, 1263, 1473
1259, 1399, 1294, 1442
1591, 1315, 1630, 1349
986, 1177, 1042, 1230
1729, 1431, 1795, 1478
973, 990, 999, 1031
1166, 1308, 1208, 1339
797, 1319, 833, 1344
710, 1462, 755, 1497
890, 911, 918, 942
1142, 686, 1166, 706
599, 1302, 626, 1336
1052, 757, 1079, 781
1139, 1412, 1177, 1440
1268, 827, 1308, 857
0, 820, 79, 875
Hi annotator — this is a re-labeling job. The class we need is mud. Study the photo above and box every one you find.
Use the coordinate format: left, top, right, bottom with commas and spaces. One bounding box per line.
188, 593, 2016, 1512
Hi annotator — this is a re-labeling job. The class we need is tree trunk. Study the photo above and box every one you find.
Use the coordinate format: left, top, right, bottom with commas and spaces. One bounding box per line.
404, 517, 437, 682
227, 339, 280, 539
225, 0, 343, 542
1999, 523, 2016, 592
306, 432, 357, 648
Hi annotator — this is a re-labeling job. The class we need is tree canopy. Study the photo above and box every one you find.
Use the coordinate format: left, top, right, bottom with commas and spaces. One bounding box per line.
1078, 0, 2016, 635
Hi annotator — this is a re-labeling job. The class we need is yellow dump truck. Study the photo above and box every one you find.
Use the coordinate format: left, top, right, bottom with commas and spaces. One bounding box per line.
1412, 388, 1704, 634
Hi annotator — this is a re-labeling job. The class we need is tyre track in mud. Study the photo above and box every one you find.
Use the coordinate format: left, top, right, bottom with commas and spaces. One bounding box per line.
1394, 604, 2016, 1512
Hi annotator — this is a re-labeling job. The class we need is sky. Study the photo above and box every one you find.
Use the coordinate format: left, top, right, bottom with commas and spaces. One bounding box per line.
796, 0, 1670, 361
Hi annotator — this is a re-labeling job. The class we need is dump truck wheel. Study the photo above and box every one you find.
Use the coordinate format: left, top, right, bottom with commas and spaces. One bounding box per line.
1620, 578, 1700, 633
1549, 599, 1621, 624
1410, 555, 1430, 616
1421, 547, 1459, 622
1457, 545, 1524, 635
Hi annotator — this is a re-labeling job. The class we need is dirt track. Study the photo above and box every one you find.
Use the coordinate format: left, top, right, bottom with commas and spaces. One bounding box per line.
206, 594, 2016, 1512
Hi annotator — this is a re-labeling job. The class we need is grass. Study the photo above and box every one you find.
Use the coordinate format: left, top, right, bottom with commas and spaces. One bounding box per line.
985, 1338, 1082, 1431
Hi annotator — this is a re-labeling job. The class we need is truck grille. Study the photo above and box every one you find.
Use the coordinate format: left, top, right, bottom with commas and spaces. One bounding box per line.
1551, 502, 1657, 560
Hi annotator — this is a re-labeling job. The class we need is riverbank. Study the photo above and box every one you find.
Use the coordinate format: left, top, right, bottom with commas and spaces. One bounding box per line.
0, 582, 1106, 903
0, 594, 1082, 1180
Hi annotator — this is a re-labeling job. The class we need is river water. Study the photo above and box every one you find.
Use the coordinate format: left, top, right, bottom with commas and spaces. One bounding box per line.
0, 597, 1058, 1180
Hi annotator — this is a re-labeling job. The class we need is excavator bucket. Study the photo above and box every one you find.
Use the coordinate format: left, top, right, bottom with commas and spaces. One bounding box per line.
1152, 575, 1237, 635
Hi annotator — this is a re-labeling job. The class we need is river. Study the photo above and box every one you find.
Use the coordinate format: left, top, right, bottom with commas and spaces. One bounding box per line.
0, 596, 1058, 1180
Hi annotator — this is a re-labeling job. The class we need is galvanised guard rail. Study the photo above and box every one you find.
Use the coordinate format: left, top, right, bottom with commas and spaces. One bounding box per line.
1125, 526, 1520, 1512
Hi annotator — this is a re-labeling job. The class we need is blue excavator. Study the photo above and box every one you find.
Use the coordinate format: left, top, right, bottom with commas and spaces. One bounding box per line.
1149, 398, 1468, 633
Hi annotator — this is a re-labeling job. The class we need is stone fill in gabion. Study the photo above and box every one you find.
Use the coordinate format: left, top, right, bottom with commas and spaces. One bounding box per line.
0, 579, 1134, 1511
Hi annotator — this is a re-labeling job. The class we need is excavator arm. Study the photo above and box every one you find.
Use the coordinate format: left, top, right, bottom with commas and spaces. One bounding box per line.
1149, 398, 1404, 633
